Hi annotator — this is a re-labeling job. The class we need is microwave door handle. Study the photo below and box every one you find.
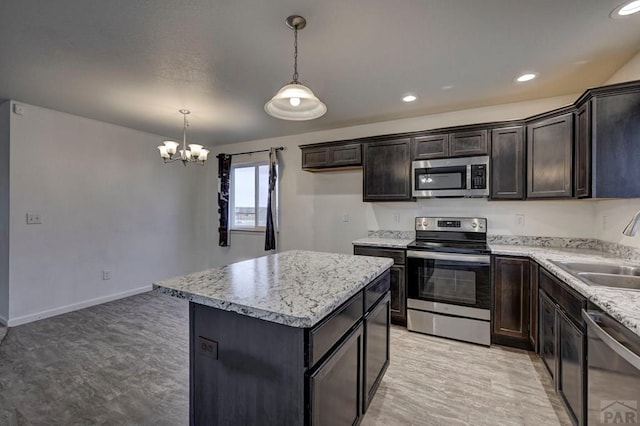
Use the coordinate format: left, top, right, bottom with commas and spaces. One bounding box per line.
582, 309, 640, 370
466, 164, 472, 190
407, 250, 490, 264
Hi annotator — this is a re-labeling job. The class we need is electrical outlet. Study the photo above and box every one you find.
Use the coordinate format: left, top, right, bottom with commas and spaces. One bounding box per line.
603, 215, 609, 230
393, 214, 400, 224
342, 214, 349, 222
515, 214, 525, 227
102, 270, 112, 280
26, 213, 41, 224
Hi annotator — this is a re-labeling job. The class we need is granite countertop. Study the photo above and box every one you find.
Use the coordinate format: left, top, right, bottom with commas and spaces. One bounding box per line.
352, 237, 413, 249
490, 244, 640, 338
153, 250, 393, 328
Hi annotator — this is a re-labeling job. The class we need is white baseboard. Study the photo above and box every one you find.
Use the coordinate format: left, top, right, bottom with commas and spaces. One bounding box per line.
7, 285, 152, 327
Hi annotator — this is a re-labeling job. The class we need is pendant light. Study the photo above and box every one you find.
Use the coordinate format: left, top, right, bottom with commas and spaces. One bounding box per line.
157, 109, 209, 166
265, 15, 327, 121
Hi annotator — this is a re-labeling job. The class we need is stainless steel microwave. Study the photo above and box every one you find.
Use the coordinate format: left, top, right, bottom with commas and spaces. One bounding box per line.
411, 156, 489, 198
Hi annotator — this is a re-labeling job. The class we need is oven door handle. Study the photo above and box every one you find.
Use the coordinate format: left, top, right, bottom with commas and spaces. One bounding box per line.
406, 250, 490, 264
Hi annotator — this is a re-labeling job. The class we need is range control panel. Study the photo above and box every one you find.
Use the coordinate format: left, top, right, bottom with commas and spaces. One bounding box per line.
415, 217, 487, 233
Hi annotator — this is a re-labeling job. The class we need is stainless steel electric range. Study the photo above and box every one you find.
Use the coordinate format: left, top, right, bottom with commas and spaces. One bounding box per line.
406, 217, 491, 346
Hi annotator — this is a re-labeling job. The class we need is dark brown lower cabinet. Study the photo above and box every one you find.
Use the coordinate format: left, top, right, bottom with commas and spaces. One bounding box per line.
492, 256, 531, 349
353, 245, 406, 325
309, 323, 364, 426
538, 268, 587, 426
363, 294, 391, 412
529, 261, 539, 351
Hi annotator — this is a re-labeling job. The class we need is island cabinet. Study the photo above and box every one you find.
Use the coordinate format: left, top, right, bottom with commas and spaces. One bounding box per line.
526, 109, 574, 199
491, 256, 531, 349
166, 257, 392, 426
362, 138, 413, 201
538, 267, 587, 426
490, 125, 525, 200
353, 245, 406, 325
300, 142, 362, 171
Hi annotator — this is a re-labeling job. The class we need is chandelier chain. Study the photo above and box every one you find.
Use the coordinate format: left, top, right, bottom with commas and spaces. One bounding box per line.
292, 26, 299, 83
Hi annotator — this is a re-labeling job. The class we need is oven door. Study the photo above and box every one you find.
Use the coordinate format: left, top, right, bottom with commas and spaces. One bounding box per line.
406, 250, 491, 311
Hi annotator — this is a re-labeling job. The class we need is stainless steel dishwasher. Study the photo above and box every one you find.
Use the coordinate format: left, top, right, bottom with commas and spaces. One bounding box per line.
583, 306, 640, 425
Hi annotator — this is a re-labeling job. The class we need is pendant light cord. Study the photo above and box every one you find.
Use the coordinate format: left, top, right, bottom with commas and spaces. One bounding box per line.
292, 26, 299, 83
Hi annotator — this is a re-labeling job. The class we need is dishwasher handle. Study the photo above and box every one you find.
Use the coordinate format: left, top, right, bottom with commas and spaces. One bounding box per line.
582, 309, 640, 370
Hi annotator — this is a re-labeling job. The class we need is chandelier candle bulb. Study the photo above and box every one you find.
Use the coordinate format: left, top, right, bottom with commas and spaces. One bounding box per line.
157, 146, 169, 159
189, 144, 203, 158
163, 141, 179, 155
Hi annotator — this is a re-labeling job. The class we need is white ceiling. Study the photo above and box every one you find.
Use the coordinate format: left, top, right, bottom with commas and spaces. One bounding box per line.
1, 0, 639, 145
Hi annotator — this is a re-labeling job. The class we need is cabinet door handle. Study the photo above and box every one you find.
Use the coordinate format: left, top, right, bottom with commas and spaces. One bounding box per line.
582, 309, 640, 370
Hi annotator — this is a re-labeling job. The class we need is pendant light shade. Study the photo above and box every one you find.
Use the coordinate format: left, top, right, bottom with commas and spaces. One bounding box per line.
265, 83, 327, 121
265, 15, 327, 121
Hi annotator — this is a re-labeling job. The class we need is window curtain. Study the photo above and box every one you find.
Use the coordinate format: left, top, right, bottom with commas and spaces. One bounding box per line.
265, 147, 279, 251
217, 153, 232, 247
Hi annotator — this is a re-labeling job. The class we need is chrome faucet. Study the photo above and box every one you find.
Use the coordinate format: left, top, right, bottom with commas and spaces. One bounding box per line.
623, 210, 640, 236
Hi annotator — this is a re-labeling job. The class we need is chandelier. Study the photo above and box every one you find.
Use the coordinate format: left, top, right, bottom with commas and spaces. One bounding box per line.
264, 15, 327, 121
157, 109, 209, 166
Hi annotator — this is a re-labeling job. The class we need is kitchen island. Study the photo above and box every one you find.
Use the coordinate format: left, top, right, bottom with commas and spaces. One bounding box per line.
154, 250, 393, 426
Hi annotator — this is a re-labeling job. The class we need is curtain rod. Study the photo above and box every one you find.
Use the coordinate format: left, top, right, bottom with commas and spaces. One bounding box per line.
216, 146, 285, 158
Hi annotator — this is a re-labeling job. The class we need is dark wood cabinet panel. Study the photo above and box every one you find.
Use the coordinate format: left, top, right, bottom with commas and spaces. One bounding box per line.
574, 102, 591, 198
412, 134, 449, 159
353, 245, 406, 325
527, 112, 573, 198
592, 89, 640, 198
539, 290, 557, 379
302, 147, 331, 169
493, 256, 530, 343
490, 126, 525, 200
529, 261, 539, 351
450, 129, 489, 157
363, 138, 412, 201
309, 323, 363, 426
557, 310, 585, 426
363, 294, 390, 413
301, 143, 362, 170
389, 265, 406, 325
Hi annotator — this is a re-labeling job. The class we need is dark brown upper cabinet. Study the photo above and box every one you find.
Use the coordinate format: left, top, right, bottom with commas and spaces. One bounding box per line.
574, 101, 591, 198
412, 134, 449, 159
412, 128, 488, 160
527, 111, 573, 199
490, 126, 525, 200
588, 83, 640, 198
449, 129, 488, 157
363, 138, 413, 202
301, 143, 361, 171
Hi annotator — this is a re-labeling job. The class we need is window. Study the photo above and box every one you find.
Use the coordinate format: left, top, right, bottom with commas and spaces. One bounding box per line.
230, 161, 277, 231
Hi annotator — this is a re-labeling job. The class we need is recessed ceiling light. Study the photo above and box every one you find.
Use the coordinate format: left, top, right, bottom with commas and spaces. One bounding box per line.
611, 0, 640, 17
402, 95, 417, 102
441, 85, 454, 90
515, 73, 538, 83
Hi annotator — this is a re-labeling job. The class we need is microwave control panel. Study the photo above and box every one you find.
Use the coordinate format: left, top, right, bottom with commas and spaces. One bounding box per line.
470, 164, 487, 189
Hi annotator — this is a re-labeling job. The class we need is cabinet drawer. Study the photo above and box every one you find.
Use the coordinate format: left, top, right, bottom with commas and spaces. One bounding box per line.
539, 268, 586, 328
364, 271, 391, 313
353, 246, 405, 265
308, 291, 364, 367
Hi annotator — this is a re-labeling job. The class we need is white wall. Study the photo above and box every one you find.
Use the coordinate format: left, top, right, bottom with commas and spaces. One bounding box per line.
203, 94, 598, 267
7, 101, 206, 325
592, 49, 640, 249
0, 101, 10, 324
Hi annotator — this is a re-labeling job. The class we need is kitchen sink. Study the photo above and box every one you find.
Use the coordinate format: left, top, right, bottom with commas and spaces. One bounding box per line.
550, 260, 640, 291
576, 272, 640, 290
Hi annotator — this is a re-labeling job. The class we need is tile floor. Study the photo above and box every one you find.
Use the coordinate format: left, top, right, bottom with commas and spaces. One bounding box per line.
0, 292, 571, 425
